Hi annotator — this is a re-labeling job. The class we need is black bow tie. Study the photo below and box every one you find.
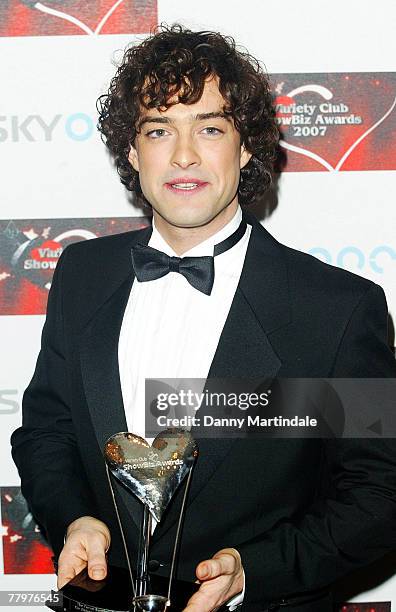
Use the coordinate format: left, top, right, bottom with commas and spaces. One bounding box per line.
131, 217, 247, 295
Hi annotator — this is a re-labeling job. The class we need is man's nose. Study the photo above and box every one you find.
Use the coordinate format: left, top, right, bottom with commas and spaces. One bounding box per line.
170, 135, 201, 168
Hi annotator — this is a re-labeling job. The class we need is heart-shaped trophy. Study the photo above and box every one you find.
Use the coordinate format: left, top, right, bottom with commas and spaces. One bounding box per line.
104, 430, 198, 612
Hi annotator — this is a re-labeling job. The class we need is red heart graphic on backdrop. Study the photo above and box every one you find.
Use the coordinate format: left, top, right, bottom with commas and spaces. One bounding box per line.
0, 0, 157, 37
273, 73, 396, 172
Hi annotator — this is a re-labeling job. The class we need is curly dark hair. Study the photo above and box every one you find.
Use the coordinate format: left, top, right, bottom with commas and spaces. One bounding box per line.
97, 23, 279, 205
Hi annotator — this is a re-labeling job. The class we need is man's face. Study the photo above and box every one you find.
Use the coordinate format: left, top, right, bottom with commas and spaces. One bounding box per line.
128, 77, 251, 229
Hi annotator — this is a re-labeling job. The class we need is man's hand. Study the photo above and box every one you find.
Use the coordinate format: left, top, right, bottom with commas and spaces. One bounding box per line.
182, 548, 244, 612
57, 516, 111, 589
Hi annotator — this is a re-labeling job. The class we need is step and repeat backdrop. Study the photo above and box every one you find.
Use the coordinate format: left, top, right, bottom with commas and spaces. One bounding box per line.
1, 0, 395, 610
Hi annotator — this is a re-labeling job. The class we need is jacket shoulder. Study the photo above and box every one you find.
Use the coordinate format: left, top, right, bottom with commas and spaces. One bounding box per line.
246, 209, 375, 304
282, 241, 374, 299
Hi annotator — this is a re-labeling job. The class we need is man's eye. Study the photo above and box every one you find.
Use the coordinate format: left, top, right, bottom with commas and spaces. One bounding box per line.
146, 129, 167, 138
202, 127, 223, 135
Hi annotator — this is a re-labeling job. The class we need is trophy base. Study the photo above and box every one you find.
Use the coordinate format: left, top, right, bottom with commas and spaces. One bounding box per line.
46, 564, 199, 612
132, 594, 170, 611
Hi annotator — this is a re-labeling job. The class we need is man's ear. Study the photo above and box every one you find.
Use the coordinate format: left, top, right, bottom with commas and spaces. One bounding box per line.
128, 144, 139, 172
240, 145, 252, 169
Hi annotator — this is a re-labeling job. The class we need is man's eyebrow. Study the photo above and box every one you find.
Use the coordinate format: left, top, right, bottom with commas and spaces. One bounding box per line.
137, 111, 231, 129
195, 111, 231, 122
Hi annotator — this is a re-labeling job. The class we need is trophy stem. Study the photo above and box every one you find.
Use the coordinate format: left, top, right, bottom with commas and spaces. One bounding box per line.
132, 466, 194, 611
166, 467, 193, 603
105, 464, 136, 597
137, 506, 152, 597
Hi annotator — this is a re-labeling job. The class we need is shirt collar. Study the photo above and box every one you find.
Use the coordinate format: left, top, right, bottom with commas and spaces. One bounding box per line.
149, 205, 243, 257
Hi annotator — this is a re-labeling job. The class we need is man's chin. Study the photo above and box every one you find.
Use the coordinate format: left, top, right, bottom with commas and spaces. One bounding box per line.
154, 209, 217, 230
152, 203, 237, 231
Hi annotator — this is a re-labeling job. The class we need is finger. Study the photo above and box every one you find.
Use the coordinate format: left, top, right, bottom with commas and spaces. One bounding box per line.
57, 563, 79, 590
86, 540, 108, 580
57, 546, 86, 589
196, 553, 236, 581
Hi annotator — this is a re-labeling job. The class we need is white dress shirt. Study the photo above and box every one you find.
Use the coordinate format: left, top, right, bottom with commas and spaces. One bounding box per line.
118, 205, 251, 609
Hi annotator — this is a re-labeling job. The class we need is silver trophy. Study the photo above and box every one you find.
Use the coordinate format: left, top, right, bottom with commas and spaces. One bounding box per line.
104, 429, 198, 612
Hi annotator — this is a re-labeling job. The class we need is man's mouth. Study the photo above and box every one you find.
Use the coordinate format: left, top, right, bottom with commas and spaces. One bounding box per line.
165, 178, 209, 193
171, 182, 199, 190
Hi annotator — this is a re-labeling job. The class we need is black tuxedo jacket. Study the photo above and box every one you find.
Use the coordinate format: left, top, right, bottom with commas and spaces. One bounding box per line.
11, 209, 396, 611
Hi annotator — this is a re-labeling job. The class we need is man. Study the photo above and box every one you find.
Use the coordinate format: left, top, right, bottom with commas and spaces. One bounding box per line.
11, 24, 396, 612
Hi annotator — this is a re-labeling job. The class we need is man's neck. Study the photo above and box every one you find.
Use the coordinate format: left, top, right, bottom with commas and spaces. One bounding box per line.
152, 202, 239, 256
